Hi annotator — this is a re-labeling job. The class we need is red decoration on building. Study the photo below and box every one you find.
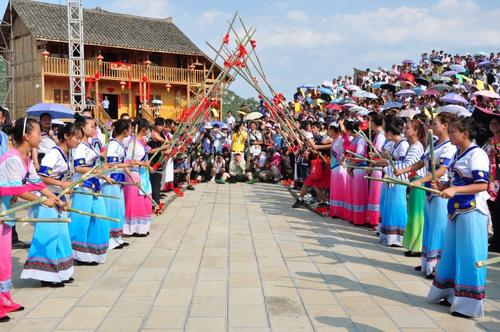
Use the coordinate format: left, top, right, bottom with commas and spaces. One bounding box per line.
223, 33, 230, 44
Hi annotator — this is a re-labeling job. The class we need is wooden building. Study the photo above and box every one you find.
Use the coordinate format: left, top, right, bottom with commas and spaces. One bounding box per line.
2, 0, 222, 119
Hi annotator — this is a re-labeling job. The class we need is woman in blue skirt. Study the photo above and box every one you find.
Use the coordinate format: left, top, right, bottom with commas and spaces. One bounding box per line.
69, 114, 112, 265
397, 112, 456, 278
103, 119, 132, 249
428, 116, 490, 318
374, 116, 409, 246
21, 123, 82, 287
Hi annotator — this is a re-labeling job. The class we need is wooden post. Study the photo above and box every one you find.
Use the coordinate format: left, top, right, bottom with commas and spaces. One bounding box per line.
128, 83, 133, 114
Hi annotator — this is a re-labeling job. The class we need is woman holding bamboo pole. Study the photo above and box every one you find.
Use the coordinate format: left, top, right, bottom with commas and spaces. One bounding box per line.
0, 118, 60, 322
339, 119, 354, 221
347, 120, 369, 226
21, 123, 83, 287
328, 122, 347, 218
124, 119, 167, 237
373, 116, 409, 246
103, 119, 133, 249
395, 112, 456, 278
392, 119, 427, 255
69, 114, 111, 265
428, 117, 490, 318
366, 113, 386, 229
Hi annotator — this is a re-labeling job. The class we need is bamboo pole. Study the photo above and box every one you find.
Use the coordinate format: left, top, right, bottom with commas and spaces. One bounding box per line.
347, 166, 384, 172
345, 151, 372, 163
0, 217, 70, 223
365, 175, 441, 195
476, 256, 500, 268
67, 208, 120, 223
429, 130, 437, 183
57, 164, 100, 199
73, 190, 120, 200
0, 197, 48, 217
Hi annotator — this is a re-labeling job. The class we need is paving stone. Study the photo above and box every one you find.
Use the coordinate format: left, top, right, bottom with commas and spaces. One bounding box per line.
229, 305, 269, 328
185, 317, 226, 332
57, 306, 110, 330
190, 296, 226, 317
143, 306, 189, 329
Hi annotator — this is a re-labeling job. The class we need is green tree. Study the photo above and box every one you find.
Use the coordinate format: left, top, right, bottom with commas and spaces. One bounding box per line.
222, 89, 258, 119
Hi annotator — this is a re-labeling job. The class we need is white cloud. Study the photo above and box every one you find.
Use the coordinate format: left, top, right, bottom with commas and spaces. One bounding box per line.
285, 10, 308, 23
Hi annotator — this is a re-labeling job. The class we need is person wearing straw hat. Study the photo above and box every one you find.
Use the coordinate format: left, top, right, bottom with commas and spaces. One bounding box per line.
21, 123, 81, 287
0, 118, 60, 322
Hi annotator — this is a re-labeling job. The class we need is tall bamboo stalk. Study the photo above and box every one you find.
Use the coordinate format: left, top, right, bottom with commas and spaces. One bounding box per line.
429, 130, 437, 183
67, 208, 120, 223
0, 196, 48, 217
0, 217, 70, 223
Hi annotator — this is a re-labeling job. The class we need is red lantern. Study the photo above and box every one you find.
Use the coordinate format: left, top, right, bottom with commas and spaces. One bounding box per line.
144, 59, 152, 68
41, 50, 50, 60
165, 83, 171, 92
96, 54, 104, 63
120, 81, 126, 90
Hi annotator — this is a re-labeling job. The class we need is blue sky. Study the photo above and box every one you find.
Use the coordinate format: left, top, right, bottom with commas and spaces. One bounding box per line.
2, 0, 499, 98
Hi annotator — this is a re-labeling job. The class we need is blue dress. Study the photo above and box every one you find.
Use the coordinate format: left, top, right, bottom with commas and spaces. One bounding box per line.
420, 140, 456, 275
428, 144, 490, 318
69, 142, 109, 263
21, 147, 74, 282
103, 138, 126, 249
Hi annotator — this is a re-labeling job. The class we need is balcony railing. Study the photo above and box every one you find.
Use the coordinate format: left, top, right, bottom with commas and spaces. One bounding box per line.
42, 57, 209, 85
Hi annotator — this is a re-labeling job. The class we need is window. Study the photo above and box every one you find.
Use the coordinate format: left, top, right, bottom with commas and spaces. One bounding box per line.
54, 89, 61, 103
63, 90, 70, 104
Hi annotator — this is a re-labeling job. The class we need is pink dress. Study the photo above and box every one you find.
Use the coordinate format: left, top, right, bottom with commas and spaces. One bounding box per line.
0, 149, 46, 318
366, 131, 386, 226
329, 136, 347, 218
351, 136, 369, 225
342, 134, 354, 222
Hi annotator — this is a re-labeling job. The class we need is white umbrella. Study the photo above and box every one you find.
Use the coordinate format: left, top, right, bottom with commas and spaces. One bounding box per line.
353, 90, 378, 99
321, 81, 334, 89
473, 90, 500, 99
346, 84, 361, 91
349, 106, 369, 115
243, 111, 264, 121
436, 105, 471, 117
397, 109, 420, 119
151, 99, 163, 105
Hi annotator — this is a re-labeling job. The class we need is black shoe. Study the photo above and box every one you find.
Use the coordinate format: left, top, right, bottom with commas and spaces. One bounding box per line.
63, 277, 75, 284
12, 241, 30, 249
451, 311, 473, 319
12, 306, 24, 312
318, 202, 329, 208
439, 299, 452, 307
0, 316, 10, 323
404, 251, 422, 257
414, 266, 422, 271
74, 260, 99, 266
293, 199, 304, 208
122, 242, 130, 247
134, 232, 149, 238
41, 281, 65, 288
187, 185, 195, 190
425, 273, 435, 280
114, 244, 125, 249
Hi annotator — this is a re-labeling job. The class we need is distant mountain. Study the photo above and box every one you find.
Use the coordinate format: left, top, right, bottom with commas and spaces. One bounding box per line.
222, 89, 258, 118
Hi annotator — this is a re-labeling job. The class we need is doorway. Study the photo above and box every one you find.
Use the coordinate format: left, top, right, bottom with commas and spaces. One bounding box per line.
103, 94, 119, 119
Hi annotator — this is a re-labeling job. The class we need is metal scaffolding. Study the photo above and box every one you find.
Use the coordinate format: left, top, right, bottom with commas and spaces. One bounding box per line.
67, 0, 86, 111
0, 1, 15, 113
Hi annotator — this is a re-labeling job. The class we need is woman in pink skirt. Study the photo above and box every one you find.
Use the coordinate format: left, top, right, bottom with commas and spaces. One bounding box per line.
123, 119, 167, 237
340, 120, 354, 222
366, 114, 386, 230
328, 123, 347, 218
349, 121, 369, 226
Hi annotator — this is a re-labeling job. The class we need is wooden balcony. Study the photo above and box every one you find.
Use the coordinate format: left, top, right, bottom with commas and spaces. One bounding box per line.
42, 57, 210, 85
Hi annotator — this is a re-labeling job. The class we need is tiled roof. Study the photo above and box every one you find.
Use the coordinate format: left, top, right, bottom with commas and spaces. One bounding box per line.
11, 0, 205, 55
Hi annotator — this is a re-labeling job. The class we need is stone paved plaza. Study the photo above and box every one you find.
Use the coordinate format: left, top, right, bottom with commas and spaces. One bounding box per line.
4, 183, 500, 331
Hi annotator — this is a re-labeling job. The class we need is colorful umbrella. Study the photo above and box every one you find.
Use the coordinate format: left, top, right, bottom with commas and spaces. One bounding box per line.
402, 59, 414, 64
26, 103, 74, 119
440, 93, 468, 105
395, 89, 416, 96
381, 101, 403, 110
415, 77, 430, 86
371, 82, 385, 89
449, 64, 466, 73
422, 89, 440, 97
349, 106, 369, 115
442, 70, 458, 77
430, 84, 453, 92
413, 86, 427, 96
346, 84, 361, 91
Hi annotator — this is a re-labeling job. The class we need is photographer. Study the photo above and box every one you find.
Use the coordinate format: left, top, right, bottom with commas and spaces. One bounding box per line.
191, 153, 208, 182
211, 152, 230, 183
